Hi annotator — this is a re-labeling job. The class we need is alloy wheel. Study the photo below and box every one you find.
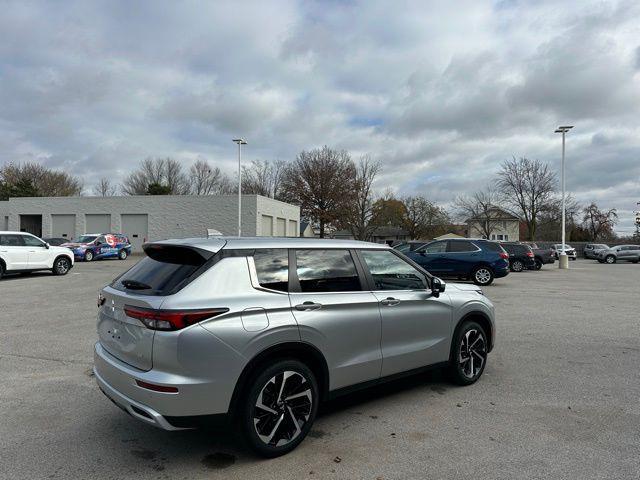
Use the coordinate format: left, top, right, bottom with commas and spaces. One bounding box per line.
459, 329, 486, 379
55, 258, 69, 274
606, 256, 615, 264
474, 268, 491, 285
512, 261, 523, 272
252, 371, 313, 447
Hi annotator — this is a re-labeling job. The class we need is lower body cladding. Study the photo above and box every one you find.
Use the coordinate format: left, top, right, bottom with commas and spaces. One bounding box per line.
93, 342, 236, 430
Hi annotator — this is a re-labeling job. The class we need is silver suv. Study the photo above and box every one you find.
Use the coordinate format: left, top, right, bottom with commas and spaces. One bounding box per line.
94, 237, 495, 457
597, 245, 640, 264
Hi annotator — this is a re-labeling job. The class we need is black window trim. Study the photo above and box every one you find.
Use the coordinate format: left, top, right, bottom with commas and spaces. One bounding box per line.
289, 247, 366, 294
354, 248, 433, 291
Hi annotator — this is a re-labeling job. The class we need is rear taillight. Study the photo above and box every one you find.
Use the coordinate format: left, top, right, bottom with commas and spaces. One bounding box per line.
124, 305, 229, 331
526, 251, 534, 257
499, 252, 509, 259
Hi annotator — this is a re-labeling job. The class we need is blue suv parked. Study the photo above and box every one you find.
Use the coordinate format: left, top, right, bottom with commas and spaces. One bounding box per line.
403, 238, 510, 286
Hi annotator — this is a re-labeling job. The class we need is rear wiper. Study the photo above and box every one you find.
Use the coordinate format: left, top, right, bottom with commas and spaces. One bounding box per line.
121, 279, 152, 290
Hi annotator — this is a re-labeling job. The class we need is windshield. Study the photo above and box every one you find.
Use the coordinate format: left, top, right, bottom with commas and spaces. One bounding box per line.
77, 235, 98, 243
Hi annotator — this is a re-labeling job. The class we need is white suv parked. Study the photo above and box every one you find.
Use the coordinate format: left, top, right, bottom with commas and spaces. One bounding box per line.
0, 231, 74, 279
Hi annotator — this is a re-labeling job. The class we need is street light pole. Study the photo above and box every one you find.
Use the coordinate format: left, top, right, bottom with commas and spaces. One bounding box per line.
554, 125, 573, 269
232, 138, 247, 237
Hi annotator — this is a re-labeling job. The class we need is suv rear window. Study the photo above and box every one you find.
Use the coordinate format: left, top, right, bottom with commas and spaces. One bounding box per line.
254, 249, 288, 292
112, 245, 211, 295
295, 249, 361, 292
482, 241, 506, 253
447, 240, 477, 252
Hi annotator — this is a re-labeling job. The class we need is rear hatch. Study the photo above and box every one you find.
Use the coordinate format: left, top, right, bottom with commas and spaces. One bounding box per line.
97, 239, 224, 371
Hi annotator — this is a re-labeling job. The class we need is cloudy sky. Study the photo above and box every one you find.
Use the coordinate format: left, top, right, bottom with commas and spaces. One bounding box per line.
1, 0, 639, 233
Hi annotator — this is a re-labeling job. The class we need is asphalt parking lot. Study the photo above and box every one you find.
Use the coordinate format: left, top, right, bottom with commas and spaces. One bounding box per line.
1, 258, 638, 480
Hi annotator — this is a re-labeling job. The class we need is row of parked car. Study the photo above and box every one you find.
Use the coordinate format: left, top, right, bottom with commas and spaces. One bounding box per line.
0, 231, 133, 279
583, 243, 640, 264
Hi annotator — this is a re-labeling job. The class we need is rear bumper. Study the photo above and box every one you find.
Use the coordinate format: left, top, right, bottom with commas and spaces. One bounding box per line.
93, 342, 234, 430
94, 366, 187, 431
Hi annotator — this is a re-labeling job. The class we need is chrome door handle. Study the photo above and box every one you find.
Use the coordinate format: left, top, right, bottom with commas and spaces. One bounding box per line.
380, 297, 400, 306
294, 301, 322, 311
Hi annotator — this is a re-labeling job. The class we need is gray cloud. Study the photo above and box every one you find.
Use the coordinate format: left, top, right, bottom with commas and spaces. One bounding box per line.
0, 0, 638, 233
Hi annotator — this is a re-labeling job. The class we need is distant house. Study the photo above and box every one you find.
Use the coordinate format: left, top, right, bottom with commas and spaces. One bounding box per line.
300, 221, 315, 237
466, 207, 520, 241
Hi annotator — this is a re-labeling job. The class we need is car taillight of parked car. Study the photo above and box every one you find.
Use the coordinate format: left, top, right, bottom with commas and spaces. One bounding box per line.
526, 251, 534, 257
499, 252, 509, 259
124, 305, 229, 331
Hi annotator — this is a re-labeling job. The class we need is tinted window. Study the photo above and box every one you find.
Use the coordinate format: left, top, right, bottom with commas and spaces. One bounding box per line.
422, 241, 447, 254
0, 234, 24, 246
112, 246, 209, 295
447, 240, 477, 252
254, 249, 289, 292
295, 249, 361, 292
482, 241, 506, 253
22, 235, 45, 247
361, 250, 427, 290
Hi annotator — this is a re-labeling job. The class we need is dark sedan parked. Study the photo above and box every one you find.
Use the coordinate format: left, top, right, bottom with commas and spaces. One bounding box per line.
42, 237, 70, 246
501, 242, 536, 272
521, 242, 555, 270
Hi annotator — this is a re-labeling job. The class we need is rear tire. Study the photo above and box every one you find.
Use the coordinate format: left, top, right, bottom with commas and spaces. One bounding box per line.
605, 255, 616, 264
511, 260, 524, 272
534, 259, 543, 270
448, 320, 488, 386
84, 250, 94, 262
118, 249, 128, 260
471, 266, 494, 286
0, 262, 4, 279
240, 359, 319, 458
52, 257, 71, 275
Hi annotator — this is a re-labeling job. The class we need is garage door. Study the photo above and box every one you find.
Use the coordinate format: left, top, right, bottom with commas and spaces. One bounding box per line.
51, 214, 76, 240
85, 214, 111, 234
121, 214, 148, 252
276, 218, 286, 237
261, 215, 273, 236
288, 220, 298, 237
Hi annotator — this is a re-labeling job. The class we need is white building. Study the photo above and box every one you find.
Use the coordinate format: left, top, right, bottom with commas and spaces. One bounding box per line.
0, 195, 300, 251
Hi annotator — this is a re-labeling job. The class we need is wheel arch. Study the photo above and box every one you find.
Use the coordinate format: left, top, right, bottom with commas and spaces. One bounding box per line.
228, 341, 330, 418
52, 253, 72, 269
451, 311, 494, 356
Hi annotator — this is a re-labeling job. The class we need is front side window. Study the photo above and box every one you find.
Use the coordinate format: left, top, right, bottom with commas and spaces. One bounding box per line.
295, 249, 361, 292
21, 235, 45, 247
360, 250, 427, 291
421, 241, 447, 254
254, 249, 289, 292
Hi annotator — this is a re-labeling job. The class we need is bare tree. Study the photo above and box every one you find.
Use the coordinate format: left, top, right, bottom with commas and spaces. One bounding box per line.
402, 196, 450, 239
0, 162, 82, 198
188, 158, 233, 195
241, 159, 287, 199
93, 178, 117, 196
497, 157, 557, 241
342, 155, 381, 240
455, 188, 502, 239
582, 203, 618, 240
281, 146, 356, 238
121, 157, 189, 195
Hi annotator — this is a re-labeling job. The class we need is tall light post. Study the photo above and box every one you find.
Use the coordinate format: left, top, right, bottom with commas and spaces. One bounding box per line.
554, 125, 573, 269
232, 138, 247, 236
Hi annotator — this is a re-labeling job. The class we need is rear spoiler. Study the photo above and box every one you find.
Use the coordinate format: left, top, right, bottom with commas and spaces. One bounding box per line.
142, 243, 217, 265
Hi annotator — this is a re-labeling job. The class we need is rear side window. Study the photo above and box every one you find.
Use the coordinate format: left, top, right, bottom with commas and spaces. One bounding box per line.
447, 240, 477, 252
0, 234, 24, 246
295, 249, 361, 292
254, 249, 288, 292
360, 250, 427, 290
421, 241, 447, 253
482, 241, 506, 253
112, 245, 210, 295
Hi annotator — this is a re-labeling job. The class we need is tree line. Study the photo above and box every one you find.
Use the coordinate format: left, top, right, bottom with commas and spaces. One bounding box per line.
0, 151, 623, 242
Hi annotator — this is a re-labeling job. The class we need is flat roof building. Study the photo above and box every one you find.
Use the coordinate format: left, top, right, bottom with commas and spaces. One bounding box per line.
0, 195, 300, 251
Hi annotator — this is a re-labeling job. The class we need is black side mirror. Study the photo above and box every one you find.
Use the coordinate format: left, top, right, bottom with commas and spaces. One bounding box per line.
44, 243, 50, 249
431, 277, 446, 297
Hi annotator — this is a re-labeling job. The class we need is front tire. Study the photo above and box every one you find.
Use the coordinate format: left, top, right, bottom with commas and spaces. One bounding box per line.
52, 257, 71, 275
240, 359, 319, 458
605, 255, 616, 264
118, 249, 128, 260
472, 266, 494, 286
84, 250, 94, 262
448, 320, 488, 386
0, 262, 4, 279
511, 260, 524, 272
